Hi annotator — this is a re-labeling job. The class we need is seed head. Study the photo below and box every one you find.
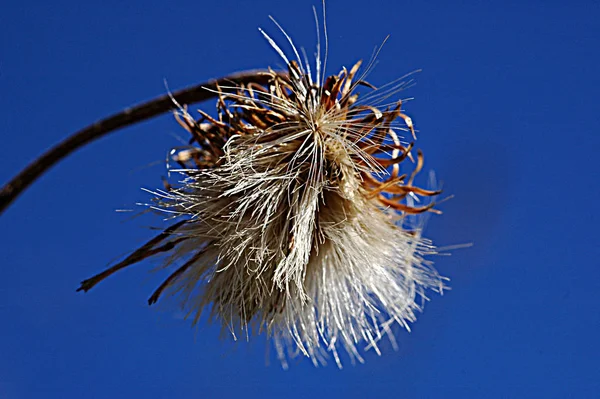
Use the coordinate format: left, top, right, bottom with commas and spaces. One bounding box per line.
77, 6, 447, 368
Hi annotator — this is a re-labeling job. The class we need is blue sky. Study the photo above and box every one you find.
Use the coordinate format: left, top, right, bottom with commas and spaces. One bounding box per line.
1, 0, 598, 398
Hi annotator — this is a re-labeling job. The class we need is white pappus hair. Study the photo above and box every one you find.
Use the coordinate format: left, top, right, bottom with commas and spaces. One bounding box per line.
78, 3, 448, 369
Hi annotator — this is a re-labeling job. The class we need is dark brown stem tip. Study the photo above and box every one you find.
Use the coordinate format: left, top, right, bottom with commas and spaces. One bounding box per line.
76, 279, 98, 293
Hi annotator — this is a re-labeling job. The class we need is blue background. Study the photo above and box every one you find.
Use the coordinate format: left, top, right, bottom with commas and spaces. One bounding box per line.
1, 1, 598, 398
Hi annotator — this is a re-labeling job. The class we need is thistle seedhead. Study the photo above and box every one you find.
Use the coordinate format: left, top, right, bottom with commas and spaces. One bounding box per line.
76, 6, 447, 368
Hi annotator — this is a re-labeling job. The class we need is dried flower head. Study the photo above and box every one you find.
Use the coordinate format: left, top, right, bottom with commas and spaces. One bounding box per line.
72, 5, 447, 368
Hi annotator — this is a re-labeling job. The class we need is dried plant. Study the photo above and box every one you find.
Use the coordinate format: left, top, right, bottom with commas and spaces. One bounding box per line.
0, 3, 448, 368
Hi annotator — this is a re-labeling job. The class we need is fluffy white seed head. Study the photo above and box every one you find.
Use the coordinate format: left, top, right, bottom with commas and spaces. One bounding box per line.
79, 5, 447, 368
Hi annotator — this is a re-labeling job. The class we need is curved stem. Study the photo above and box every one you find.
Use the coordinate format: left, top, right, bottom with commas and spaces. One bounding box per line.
0, 70, 275, 215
